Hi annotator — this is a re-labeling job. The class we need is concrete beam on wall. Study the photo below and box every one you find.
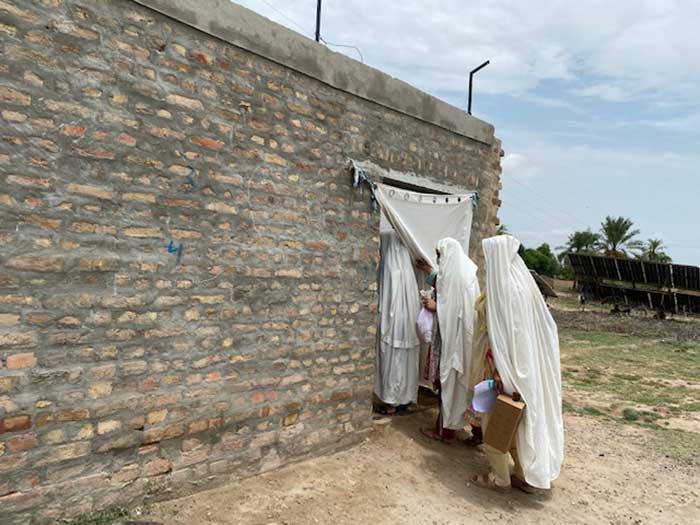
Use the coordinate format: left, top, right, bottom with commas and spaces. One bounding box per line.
351, 159, 475, 195
132, 0, 495, 145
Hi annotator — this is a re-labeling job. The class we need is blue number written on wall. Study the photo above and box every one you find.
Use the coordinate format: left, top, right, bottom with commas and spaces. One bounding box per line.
167, 240, 184, 265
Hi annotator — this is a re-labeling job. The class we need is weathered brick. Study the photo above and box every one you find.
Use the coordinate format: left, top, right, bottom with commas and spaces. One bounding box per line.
205, 201, 237, 214
35, 442, 90, 466
6, 175, 51, 189
122, 192, 156, 203
6, 256, 63, 273
67, 183, 113, 200
26, 215, 62, 230
78, 258, 119, 272
148, 126, 186, 140
144, 457, 171, 477
146, 410, 167, 425
44, 100, 92, 118
263, 152, 287, 166
0, 332, 38, 348
111, 463, 139, 483
7, 433, 39, 453
6, 353, 36, 369
166, 94, 203, 111
191, 136, 224, 150
0, 86, 31, 106
70, 222, 117, 235
62, 125, 85, 137
35, 409, 89, 427
0, 376, 20, 393
0, 314, 20, 326
73, 146, 115, 160
97, 420, 121, 435
2, 110, 27, 122
123, 227, 161, 238
0, 415, 31, 434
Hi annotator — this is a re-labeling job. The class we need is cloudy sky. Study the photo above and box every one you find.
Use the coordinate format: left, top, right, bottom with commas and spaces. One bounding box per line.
234, 0, 700, 264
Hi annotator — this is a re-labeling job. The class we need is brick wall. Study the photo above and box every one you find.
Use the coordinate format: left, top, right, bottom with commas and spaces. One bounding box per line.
0, 1, 501, 522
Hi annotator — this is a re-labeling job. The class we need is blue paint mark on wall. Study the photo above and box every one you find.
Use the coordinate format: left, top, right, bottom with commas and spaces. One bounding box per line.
185, 165, 196, 192
167, 240, 184, 265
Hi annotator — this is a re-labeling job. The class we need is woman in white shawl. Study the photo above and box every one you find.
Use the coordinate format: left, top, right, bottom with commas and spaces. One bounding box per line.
374, 223, 422, 414
474, 235, 564, 492
420, 237, 480, 442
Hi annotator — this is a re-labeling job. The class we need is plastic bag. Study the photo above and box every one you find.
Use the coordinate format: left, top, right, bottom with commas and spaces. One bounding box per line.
416, 289, 435, 344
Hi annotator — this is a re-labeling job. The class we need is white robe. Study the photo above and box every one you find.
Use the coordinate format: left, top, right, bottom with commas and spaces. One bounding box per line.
374, 228, 421, 405
435, 238, 480, 429
483, 235, 564, 489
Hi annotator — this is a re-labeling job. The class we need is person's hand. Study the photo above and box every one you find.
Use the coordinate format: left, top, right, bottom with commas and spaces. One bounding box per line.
493, 369, 504, 394
415, 259, 434, 275
422, 297, 437, 312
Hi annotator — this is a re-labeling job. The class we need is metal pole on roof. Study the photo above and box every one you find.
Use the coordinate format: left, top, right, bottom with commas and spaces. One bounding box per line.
468, 60, 490, 115
315, 0, 322, 42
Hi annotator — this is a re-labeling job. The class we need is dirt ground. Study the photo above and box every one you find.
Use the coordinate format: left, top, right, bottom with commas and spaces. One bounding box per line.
125, 281, 700, 525
140, 411, 699, 525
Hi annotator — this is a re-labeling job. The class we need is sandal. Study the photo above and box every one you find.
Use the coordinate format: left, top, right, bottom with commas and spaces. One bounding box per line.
375, 405, 394, 416
420, 427, 442, 441
463, 428, 483, 447
470, 473, 511, 492
511, 476, 537, 494
395, 404, 411, 416
420, 427, 457, 445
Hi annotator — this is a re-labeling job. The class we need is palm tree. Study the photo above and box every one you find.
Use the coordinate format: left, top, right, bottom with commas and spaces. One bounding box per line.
496, 223, 508, 235
560, 229, 600, 254
599, 216, 644, 257
638, 238, 672, 263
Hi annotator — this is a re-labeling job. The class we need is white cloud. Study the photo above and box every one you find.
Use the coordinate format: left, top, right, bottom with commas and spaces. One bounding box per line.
637, 112, 700, 131
502, 153, 539, 180
572, 84, 629, 102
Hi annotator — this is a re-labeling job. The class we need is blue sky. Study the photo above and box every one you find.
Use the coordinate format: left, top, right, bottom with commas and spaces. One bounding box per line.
233, 0, 700, 265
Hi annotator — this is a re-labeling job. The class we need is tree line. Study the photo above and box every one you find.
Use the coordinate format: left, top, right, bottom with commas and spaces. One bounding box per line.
500, 216, 672, 279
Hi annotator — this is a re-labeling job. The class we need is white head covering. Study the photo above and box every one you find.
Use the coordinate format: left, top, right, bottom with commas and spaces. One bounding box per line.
483, 235, 564, 489
435, 237, 480, 429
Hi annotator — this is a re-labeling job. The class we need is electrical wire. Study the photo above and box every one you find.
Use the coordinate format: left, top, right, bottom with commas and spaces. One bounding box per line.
320, 36, 364, 63
252, 0, 365, 63
254, 0, 314, 37
502, 172, 589, 227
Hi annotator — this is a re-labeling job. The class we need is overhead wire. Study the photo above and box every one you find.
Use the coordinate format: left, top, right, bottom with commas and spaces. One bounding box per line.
501, 172, 589, 227
252, 0, 365, 62
253, 0, 314, 37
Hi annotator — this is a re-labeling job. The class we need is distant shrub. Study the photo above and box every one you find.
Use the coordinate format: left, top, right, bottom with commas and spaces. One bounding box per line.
623, 407, 640, 421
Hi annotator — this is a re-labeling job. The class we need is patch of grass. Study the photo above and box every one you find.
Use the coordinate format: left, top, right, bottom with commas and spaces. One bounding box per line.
561, 328, 700, 410
65, 508, 130, 525
562, 329, 637, 346
622, 408, 640, 421
561, 326, 700, 466
641, 424, 700, 466
562, 399, 577, 413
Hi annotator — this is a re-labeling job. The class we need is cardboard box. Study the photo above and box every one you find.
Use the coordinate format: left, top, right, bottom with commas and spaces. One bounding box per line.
484, 394, 526, 453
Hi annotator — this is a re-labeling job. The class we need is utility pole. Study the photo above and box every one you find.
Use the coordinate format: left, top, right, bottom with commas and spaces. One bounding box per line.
315, 0, 322, 42
468, 60, 490, 115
